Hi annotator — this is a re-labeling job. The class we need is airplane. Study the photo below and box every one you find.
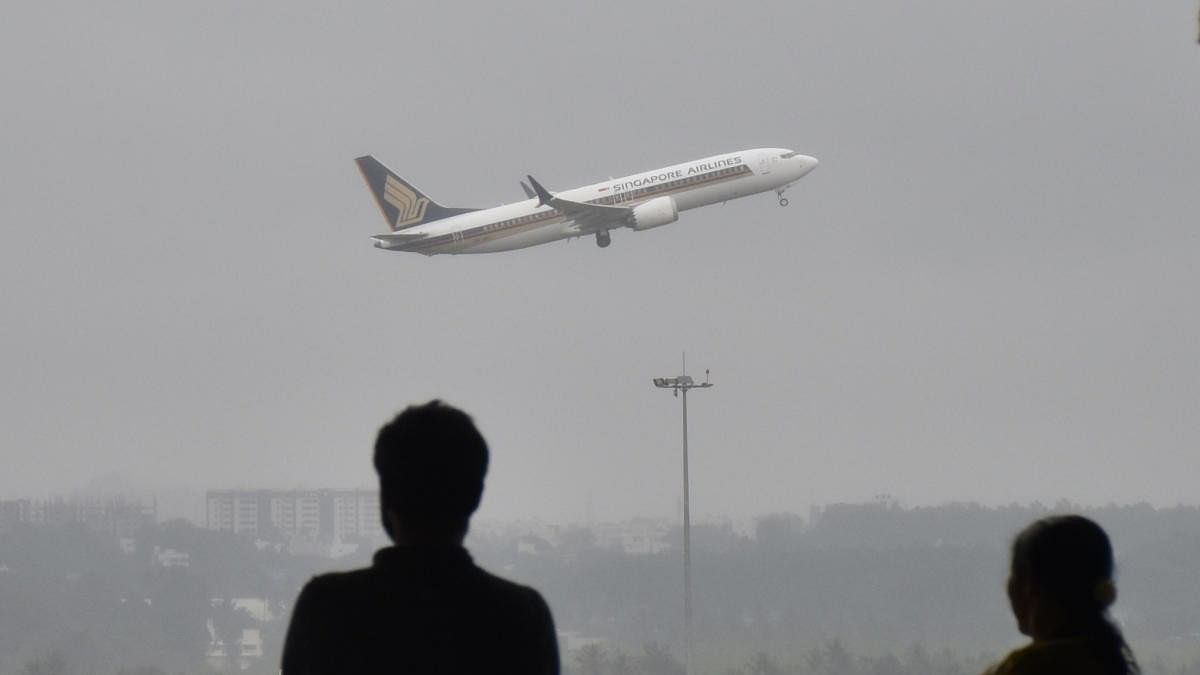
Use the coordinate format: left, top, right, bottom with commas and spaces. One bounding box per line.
354, 148, 818, 255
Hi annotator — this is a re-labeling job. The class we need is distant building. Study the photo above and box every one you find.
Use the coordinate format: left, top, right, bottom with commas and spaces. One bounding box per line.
0, 496, 154, 536
517, 535, 554, 556
153, 546, 191, 568
593, 518, 672, 555
558, 630, 608, 654
206, 600, 270, 671
231, 598, 274, 622
205, 489, 385, 546
480, 517, 674, 558
0, 499, 31, 528
239, 628, 264, 662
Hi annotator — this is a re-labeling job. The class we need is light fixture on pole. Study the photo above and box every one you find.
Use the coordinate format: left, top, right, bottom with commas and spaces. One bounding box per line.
652, 367, 712, 674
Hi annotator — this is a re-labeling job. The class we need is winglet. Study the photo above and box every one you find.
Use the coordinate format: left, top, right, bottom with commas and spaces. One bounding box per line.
520, 181, 536, 200
526, 175, 553, 207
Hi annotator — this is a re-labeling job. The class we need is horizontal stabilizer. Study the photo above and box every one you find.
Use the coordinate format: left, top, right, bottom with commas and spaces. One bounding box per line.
371, 231, 428, 250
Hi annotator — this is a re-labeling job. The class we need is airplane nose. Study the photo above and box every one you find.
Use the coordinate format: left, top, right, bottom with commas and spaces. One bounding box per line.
798, 155, 819, 174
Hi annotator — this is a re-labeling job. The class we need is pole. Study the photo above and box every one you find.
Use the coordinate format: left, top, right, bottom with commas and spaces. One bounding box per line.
652, 369, 711, 674
681, 387, 692, 675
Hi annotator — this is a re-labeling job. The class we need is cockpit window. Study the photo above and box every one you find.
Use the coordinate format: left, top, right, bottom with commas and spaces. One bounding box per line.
780, 151, 799, 159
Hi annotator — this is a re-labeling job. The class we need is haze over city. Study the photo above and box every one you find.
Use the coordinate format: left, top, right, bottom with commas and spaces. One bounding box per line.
2, 0, 1197, 524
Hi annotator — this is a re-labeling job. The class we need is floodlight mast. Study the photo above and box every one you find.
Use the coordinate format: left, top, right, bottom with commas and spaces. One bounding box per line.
652, 367, 712, 674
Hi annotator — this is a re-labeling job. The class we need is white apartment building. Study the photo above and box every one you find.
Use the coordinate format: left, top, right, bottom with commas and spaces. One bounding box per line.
205, 489, 385, 543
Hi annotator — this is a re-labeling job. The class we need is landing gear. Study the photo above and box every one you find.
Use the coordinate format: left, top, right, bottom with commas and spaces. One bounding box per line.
595, 230, 611, 248
776, 188, 790, 207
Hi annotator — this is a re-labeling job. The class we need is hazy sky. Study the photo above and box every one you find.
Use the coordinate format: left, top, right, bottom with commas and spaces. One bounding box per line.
2, 1, 1197, 523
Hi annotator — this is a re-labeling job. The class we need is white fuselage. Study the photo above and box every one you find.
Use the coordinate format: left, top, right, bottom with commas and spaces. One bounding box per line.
378, 148, 817, 255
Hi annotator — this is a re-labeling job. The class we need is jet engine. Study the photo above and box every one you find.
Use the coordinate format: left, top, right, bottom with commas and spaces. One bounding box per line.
630, 196, 679, 231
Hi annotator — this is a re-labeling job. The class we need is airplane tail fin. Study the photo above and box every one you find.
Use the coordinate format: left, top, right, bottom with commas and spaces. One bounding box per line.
354, 156, 478, 231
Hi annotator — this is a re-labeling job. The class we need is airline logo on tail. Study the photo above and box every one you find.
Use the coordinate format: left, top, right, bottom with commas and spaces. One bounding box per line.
383, 175, 430, 229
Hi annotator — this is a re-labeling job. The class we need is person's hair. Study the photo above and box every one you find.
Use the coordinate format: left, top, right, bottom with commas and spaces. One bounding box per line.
373, 400, 489, 541
1012, 515, 1139, 675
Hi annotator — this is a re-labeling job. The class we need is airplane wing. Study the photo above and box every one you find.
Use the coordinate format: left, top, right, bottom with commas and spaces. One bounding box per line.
526, 175, 632, 233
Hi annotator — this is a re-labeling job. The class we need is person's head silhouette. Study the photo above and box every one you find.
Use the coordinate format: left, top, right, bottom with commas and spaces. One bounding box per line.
282, 400, 560, 674
373, 400, 488, 545
1005, 515, 1138, 673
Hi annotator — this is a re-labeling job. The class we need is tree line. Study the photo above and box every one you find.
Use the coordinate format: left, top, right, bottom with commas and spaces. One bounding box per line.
3, 501, 1200, 674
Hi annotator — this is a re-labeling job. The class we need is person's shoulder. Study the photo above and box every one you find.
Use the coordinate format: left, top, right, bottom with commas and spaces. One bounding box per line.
308, 565, 378, 586
986, 643, 1052, 675
296, 565, 381, 604
985, 643, 1037, 675
471, 565, 550, 606
985, 639, 1103, 675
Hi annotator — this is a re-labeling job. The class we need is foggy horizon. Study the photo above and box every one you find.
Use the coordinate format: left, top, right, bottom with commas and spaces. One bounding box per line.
8, 471, 1200, 528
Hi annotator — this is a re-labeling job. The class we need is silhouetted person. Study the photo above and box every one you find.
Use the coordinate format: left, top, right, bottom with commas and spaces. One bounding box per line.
983, 515, 1140, 675
282, 401, 560, 674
